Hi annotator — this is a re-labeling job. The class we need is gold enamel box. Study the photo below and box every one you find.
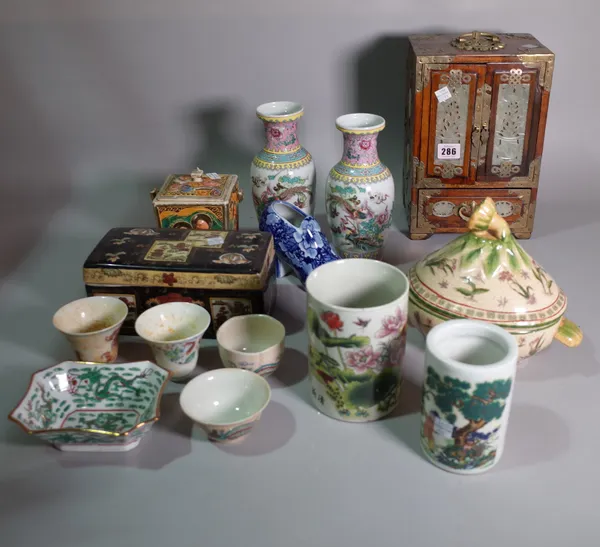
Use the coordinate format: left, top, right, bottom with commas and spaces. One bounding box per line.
152, 169, 243, 231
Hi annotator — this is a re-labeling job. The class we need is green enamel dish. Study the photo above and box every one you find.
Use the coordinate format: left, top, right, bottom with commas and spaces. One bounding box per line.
8, 360, 171, 452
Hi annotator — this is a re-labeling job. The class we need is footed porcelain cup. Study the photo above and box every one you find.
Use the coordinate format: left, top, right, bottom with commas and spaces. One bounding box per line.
135, 302, 211, 381
217, 314, 285, 377
53, 296, 128, 363
179, 368, 271, 443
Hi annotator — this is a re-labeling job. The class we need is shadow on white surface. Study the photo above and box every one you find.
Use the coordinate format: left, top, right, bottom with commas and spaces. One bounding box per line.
496, 403, 570, 472
269, 348, 308, 389
270, 281, 307, 335
514, 336, 598, 383
54, 391, 193, 470
375, 379, 423, 457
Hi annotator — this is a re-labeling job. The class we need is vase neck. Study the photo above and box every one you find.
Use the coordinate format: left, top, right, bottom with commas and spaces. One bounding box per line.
341, 132, 380, 166
263, 120, 301, 153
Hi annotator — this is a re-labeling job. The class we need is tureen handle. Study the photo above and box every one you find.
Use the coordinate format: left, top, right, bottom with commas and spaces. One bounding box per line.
554, 317, 583, 348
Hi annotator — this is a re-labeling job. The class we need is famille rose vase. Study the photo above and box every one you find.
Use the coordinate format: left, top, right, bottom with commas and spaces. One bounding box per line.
408, 197, 583, 360
251, 101, 316, 277
325, 113, 394, 260
305, 259, 409, 422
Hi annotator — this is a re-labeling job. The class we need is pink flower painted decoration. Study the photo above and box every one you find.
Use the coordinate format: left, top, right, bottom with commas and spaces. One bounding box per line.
376, 208, 390, 227
346, 346, 381, 373
375, 307, 406, 338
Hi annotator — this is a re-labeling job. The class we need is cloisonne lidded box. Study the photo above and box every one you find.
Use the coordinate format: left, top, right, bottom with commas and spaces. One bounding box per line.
151, 169, 243, 230
82, 228, 276, 338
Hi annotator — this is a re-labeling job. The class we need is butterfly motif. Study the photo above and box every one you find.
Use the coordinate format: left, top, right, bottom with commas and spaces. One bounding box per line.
106, 251, 126, 263
369, 192, 389, 205
353, 318, 371, 329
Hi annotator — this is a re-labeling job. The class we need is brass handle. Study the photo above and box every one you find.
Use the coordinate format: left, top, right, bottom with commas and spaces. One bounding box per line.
451, 31, 505, 51
458, 202, 475, 222
481, 122, 489, 143
471, 126, 480, 147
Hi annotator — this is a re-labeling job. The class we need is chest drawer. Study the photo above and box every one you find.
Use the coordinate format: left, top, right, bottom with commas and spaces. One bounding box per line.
414, 188, 534, 236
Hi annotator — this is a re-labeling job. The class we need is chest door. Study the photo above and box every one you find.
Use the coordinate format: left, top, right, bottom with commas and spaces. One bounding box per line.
422, 65, 487, 184
476, 63, 542, 182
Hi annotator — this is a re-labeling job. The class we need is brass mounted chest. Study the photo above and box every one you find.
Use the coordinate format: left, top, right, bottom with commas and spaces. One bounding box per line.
403, 31, 554, 239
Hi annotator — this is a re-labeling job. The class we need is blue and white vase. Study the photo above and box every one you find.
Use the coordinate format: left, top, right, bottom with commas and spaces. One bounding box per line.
251, 101, 316, 278
259, 201, 339, 284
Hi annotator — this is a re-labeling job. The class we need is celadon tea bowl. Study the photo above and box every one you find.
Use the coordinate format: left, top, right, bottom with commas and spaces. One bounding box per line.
8, 360, 171, 452
179, 368, 271, 443
135, 302, 211, 381
217, 314, 285, 377
53, 296, 128, 363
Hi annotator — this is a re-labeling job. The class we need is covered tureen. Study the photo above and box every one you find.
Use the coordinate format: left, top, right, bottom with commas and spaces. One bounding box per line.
408, 198, 582, 360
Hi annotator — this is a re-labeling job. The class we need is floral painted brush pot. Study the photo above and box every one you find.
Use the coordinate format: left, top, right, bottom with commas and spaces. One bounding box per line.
9, 360, 171, 452
408, 198, 583, 360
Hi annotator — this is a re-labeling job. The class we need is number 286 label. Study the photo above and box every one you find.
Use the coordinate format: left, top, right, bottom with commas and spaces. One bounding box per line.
437, 143, 461, 160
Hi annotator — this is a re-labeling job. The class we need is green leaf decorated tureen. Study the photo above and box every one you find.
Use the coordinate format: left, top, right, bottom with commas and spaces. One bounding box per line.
408, 198, 583, 360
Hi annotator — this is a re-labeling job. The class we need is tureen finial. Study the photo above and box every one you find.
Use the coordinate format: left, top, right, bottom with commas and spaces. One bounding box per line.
467, 197, 511, 241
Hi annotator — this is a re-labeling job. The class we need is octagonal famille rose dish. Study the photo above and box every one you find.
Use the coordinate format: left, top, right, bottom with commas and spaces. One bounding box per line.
8, 360, 171, 451
408, 198, 583, 360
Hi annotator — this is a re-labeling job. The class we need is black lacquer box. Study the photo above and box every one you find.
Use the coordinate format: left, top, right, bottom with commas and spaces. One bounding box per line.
83, 228, 277, 338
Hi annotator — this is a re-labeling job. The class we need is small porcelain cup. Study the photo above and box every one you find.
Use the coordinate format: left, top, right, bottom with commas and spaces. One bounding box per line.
53, 296, 128, 363
420, 319, 518, 475
217, 314, 285, 377
134, 302, 211, 381
179, 368, 271, 443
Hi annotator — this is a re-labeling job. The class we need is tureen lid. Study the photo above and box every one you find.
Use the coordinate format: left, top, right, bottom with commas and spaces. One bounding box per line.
410, 198, 566, 328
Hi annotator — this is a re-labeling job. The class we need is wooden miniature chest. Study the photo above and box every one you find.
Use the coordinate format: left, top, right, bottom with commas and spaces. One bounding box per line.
151, 169, 243, 231
82, 227, 276, 338
403, 31, 554, 239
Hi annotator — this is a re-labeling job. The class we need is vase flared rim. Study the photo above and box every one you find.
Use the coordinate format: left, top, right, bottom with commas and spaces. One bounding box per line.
256, 101, 304, 122
335, 113, 385, 134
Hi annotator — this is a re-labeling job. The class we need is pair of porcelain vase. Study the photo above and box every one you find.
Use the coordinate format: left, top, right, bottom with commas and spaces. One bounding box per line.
250, 101, 394, 277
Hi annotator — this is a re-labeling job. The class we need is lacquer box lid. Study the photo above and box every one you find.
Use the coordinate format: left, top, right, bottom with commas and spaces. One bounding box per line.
409, 32, 554, 58
83, 228, 274, 291
152, 170, 241, 207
